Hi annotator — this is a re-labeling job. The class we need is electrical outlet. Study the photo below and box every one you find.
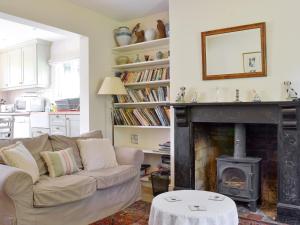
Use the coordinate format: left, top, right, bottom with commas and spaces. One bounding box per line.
131, 134, 139, 144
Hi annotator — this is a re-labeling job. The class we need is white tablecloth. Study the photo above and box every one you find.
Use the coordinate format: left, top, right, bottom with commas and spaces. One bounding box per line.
149, 190, 238, 225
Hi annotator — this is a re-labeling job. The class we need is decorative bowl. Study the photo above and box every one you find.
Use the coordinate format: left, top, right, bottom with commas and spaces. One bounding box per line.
116, 56, 130, 65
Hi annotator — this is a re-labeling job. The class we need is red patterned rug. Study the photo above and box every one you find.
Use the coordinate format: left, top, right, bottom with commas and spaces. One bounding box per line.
90, 201, 287, 225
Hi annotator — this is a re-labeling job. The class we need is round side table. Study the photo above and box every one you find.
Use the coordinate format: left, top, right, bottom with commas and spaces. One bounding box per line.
149, 190, 238, 225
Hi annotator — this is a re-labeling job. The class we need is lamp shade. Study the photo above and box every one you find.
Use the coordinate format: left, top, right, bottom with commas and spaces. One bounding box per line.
98, 77, 127, 95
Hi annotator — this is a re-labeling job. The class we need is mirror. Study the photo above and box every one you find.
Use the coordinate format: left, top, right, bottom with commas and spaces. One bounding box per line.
202, 23, 266, 80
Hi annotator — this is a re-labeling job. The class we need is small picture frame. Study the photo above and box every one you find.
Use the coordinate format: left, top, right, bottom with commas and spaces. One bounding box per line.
243, 51, 262, 73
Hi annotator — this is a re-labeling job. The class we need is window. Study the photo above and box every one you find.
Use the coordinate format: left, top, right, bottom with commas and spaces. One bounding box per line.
50, 59, 80, 100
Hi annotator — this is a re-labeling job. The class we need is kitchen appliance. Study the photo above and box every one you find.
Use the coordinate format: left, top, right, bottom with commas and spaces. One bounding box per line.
0, 104, 15, 113
15, 95, 45, 112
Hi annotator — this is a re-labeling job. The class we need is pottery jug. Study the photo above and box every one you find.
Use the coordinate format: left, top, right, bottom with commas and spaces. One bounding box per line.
165, 23, 170, 37
145, 28, 156, 41
114, 26, 132, 46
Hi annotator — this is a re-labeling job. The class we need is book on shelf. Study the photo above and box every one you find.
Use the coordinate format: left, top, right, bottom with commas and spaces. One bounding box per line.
114, 106, 170, 126
152, 141, 170, 154
118, 67, 170, 84
114, 86, 169, 103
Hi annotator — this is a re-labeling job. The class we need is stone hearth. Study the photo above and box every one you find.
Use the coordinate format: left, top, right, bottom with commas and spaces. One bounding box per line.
172, 102, 300, 225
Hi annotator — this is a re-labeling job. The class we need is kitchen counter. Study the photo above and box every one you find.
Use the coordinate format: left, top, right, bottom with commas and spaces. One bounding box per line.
49, 111, 80, 115
0, 112, 30, 116
0, 112, 80, 116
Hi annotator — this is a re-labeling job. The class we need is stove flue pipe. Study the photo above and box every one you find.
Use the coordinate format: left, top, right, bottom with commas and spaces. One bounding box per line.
234, 123, 246, 158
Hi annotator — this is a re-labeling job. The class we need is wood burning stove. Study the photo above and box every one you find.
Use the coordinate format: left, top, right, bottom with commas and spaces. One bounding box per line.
216, 124, 262, 211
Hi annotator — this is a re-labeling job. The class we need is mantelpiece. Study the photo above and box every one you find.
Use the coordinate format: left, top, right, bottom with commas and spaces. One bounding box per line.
172, 101, 300, 224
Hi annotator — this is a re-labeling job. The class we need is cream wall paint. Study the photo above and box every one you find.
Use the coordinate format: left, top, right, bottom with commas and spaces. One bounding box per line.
0, 0, 119, 134
50, 38, 80, 62
124, 11, 169, 37
170, 0, 300, 103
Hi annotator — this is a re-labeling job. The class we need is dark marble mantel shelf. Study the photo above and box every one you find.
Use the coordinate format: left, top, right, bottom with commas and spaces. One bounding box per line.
171, 100, 299, 106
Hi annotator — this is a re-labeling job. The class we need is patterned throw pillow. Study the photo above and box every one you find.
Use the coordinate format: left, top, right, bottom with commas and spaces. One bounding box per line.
0, 142, 40, 183
40, 148, 79, 178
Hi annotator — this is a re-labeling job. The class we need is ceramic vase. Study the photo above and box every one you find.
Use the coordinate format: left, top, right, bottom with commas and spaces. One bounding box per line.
144, 28, 156, 41
114, 26, 132, 46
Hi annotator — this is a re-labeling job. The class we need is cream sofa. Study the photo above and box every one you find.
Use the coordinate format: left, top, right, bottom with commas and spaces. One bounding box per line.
0, 131, 144, 225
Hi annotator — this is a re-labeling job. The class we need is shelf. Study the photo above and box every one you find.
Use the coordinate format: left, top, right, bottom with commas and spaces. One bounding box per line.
114, 101, 169, 107
113, 58, 169, 70
113, 38, 169, 52
124, 80, 170, 87
114, 125, 170, 129
143, 149, 170, 155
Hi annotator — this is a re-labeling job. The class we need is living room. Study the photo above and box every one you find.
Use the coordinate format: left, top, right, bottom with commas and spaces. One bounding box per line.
0, 0, 300, 225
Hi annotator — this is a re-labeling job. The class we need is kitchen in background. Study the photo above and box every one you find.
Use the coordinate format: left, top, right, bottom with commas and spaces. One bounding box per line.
0, 18, 81, 138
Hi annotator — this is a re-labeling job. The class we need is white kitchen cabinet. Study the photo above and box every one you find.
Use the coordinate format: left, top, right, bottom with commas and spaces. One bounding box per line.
30, 112, 50, 137
22, 44, 37, 86
0, 52, 10, 88
32, 127, 50, 137
9, 49, 22, 87
0, 39, 50, 91
50, 114, 80, 137
50, 125, 67, 136
14, 116, 31, 138
66, 115, 80, 137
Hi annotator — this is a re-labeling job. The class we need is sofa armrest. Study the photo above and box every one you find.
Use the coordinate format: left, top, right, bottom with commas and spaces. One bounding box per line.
0, 164, 33, 209
114, 147, 144, 166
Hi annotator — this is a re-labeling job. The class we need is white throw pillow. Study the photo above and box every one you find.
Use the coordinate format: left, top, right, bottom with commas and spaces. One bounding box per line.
0, 142, 39, 183
77, 138, 118, 171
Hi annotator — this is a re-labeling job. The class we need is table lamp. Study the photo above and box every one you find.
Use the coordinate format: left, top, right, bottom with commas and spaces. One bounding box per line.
98, 77, 127, 145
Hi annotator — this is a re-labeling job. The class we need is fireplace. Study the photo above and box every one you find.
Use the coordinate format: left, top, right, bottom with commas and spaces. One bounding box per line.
172, 102, 300, 225
217, 124, 262, 211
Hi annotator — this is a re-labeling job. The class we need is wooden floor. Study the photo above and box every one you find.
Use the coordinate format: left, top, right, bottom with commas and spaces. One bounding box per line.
141, 184, 153, 203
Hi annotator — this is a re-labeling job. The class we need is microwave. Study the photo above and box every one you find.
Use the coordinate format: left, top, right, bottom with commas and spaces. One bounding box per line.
15, 96, 45, 112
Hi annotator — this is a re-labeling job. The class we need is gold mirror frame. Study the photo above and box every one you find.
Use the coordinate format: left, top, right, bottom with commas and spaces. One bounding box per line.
201, 22, 267, 80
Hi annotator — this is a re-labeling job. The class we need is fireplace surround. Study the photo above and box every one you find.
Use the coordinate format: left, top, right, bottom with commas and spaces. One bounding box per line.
172, 101, 300, 224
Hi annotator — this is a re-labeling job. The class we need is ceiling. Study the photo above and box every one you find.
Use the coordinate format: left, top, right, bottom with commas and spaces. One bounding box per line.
0, 18, 67, 49
67, 0, 169, 21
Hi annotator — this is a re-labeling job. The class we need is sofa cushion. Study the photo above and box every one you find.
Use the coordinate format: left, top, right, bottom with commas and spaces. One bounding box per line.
80, 130, 103, 138
33, 174, 96, 207
77, 138, 118, 171
49, 130, 103, 169
77, 165, 138, 189
0, 142, 40, 184
40, 148, 79, 178
0, 134, 52, 175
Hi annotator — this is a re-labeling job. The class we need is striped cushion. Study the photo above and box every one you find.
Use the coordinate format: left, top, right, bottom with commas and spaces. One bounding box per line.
41, 148, 79, 178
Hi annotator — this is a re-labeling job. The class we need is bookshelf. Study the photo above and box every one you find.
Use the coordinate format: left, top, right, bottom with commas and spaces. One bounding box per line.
124, 80, 170, 87
114, 125, 170, 129
112, 37, 169, 52
112, 58, 169, 69
113, 35, 171, 194
114, 101, 169, 107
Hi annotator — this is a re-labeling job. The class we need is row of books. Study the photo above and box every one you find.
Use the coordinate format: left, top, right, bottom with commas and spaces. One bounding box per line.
114, 87, 169, 103
114, 106, 170, 126
119, 67, 169, 84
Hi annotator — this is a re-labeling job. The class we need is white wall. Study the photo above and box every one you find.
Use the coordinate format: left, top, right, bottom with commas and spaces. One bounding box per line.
170, 0, 300, 102
50, 37, 80, 62
0, 0, 119, 134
